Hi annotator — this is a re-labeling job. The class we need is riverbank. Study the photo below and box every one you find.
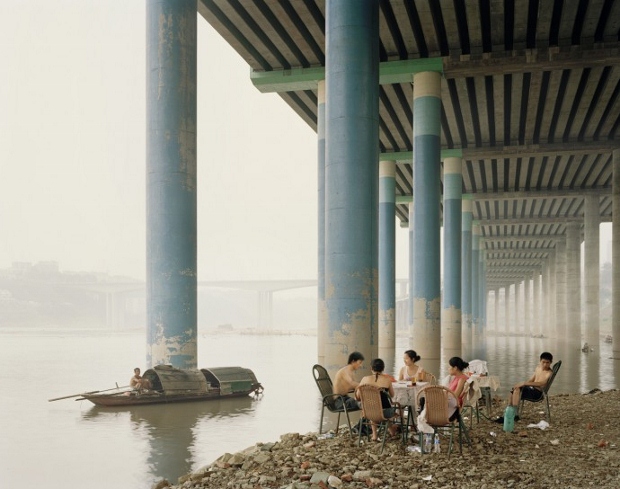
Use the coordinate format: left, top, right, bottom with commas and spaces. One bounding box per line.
153, 389, 620, 489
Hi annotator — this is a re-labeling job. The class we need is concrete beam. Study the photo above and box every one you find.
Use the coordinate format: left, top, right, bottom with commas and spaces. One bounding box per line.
443, 45, 620, 79
479, 216, 611, 226
483, 236, 564, 243
251, 57, 443, 93
474, 187, 611, 201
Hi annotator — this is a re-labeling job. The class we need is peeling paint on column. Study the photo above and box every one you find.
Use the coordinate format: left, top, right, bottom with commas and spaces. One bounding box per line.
146, 0, 197, 369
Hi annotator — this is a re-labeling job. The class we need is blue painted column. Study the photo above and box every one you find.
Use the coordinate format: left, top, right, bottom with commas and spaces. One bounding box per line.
317, 80, 326, 365
442, 157, 462, 356
324, 0, 379, 373
461, 195, 473, 353
146, 0, 197, 368
471, 224, 481, 345
612, 149, 620, 357
379, 160, 396, 371
412, 70, 442, 367
408, 202, 414, 344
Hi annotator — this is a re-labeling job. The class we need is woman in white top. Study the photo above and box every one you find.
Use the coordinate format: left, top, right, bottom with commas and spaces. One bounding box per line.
398, 350, 426, 382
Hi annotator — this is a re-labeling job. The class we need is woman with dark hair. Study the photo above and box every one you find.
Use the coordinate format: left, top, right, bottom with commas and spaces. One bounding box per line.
398, 350, 426, 382
448, 356, 470, 407
356, 358, 399, 441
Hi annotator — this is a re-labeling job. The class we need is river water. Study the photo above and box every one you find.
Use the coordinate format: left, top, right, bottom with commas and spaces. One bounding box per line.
1, 328, 617, 488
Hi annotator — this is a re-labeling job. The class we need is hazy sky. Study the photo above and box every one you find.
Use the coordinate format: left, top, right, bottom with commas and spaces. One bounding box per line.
0, 1, 610, 283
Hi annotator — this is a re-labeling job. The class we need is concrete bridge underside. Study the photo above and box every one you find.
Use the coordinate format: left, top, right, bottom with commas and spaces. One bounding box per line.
146, 0, 620, 369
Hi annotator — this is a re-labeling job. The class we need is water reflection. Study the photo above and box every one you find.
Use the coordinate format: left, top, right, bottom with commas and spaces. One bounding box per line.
81, 396, 255, 483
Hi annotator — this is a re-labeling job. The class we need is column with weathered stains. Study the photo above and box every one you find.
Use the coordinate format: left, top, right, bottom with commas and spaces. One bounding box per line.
524, 273, 531, 335
408, 202, 414, 346
324, 0, 379, 373
146, 0, 197, 368
317, 80, 326, 365
613, 149, 620, 357
555, 239, 567, 338
379, 160, 396, 369
442, 157, 462, 355
494, 288, 500, 333
566, 222, 581, 342
514, 279, 521, 334
471, 224, 481, 343
504, 284, 510, 334
412, 70, 442, 367
533, 269, 540, 336
461, 195, 473, 352
548, 249, 557, 338
584, 195, 600, 348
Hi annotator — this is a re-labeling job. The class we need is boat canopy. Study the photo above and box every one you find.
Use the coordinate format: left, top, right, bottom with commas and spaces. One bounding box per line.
201, 367, 260, 396
142, 365, 260, 396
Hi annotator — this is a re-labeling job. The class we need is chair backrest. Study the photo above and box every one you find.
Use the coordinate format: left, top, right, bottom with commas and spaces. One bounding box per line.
542, 360, 562, 394
424, 372, 438, 385
357, 384, 386, 423
312, 364, 337, 407
419, 385, 453, 426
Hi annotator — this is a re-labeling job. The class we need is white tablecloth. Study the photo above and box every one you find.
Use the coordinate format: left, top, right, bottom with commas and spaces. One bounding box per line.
391, 381, 429, 409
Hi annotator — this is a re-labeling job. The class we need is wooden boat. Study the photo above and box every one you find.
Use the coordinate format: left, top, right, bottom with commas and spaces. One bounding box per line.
72, 365, 263, 407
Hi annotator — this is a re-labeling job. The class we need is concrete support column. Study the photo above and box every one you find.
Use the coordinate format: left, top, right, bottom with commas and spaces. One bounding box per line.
504, 285, 510, 334
555, 239, 567, 339
584, 195, 600, 347
494, 287, 500, 333
541, 261, 548, 337
324, 0, 380, 374
461, 195, 473, 351
566, 222, 581, 343
379, 160, 396, 368
471, 224, 481, 345
408, 202, 414, 343
442, 157, 462, 355
317, 80, 326, 365
411, 70, 442, 367
257, 291, 273, 329
146, 0, 197, 368
613, 149, 620, 357
515, 279, 521, 334
524, 273, 531, 335
548, 250, 557, 338
533, 269, 540, 336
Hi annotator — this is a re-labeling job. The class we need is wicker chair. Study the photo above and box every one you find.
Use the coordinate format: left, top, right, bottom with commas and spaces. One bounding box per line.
312, 364, 360, 436
518, 360, 562, 421
356, 384, 403, 454
417, 385, 471, 457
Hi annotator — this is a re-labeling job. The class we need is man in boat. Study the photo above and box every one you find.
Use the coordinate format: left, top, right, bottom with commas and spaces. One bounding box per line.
333, 351, 364, 410
130, 367, 152, 390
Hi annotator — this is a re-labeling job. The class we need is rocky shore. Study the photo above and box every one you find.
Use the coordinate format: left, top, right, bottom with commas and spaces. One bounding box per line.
153, 389, 619, 489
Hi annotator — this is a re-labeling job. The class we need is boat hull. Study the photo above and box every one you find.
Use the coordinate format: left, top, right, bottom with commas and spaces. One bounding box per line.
81, 390, 256, 407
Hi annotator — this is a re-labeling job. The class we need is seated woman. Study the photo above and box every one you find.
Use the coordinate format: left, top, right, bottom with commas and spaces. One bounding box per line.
356, 358, 399, 441
398, 350, 427, 382
447, 357, 470, 420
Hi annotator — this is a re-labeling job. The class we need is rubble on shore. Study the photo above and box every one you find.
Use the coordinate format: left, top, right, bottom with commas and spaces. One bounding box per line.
153, 389, 620, 489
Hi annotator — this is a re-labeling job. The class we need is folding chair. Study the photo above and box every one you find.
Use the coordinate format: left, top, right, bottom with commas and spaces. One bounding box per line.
417, 385, 471, 457
518, 360, 562, 421
356, 385, 403, 454
312, 364, 360, 436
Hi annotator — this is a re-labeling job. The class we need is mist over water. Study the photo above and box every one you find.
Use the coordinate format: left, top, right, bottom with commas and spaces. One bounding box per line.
1, 328, 617, 488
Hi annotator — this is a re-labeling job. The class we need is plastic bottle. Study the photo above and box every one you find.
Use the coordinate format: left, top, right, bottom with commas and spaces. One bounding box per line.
424, 433, 432, 453
433, 433, 441, 453
503, 405, 516, 432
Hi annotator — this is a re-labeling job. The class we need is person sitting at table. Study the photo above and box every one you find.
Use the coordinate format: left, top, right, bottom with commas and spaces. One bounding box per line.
356, 358, 399, 441
398, 349, 426, 382
447, 357, 470, 419
333, 351, 365, 411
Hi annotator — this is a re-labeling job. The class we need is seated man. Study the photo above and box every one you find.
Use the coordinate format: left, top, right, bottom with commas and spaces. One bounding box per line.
130, 367, 152, 390
495, 352, 553, 422
332, 351, 364, 410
